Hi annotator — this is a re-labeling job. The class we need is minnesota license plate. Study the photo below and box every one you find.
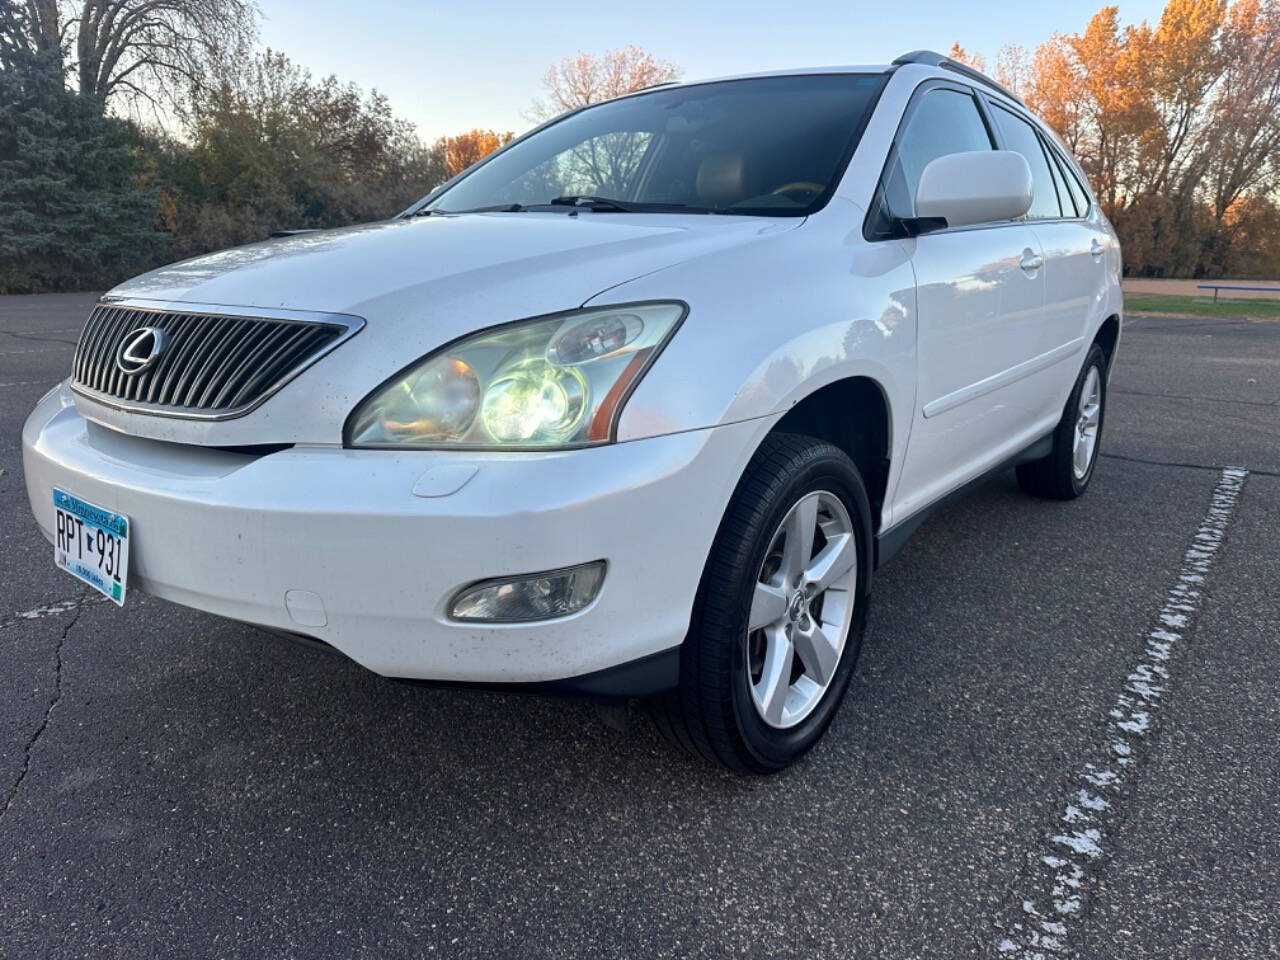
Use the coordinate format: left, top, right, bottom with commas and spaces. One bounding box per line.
52, 489, 129, 605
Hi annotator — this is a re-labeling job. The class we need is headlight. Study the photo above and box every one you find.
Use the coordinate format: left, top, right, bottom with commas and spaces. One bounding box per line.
346, 302, 686, 449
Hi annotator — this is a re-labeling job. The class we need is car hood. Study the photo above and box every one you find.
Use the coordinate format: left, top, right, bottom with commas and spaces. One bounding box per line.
111, 213, 792, 315
82, 212, 799, 446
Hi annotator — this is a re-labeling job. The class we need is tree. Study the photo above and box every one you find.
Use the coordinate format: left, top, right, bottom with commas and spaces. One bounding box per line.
1138, 0, 1227, 198
149, 49, 447, 258
1068, 8, 1157, 217
994, 43, 1032, 96
10, 0, 258, 110
1021, 0, 1280, 276
947, 42, 987, 73
1199, 0, 1280, 219
519, 47, 682, 203
530, 45, 680, 120
0, 39, 163, 291
1026, 34, 1090, 152
1216, 194, 1280, 275
436, 128, 514, 178
1, 1, 37, 59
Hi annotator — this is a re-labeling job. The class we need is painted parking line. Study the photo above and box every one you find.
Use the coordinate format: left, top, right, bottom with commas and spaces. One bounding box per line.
995, 467, 1249, 957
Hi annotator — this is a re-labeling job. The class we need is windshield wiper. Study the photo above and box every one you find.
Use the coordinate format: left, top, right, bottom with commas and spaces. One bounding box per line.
546, 196, 718, 214
548, 195, 638, 212
411, 203, 526, 216
419, 196, 715, 216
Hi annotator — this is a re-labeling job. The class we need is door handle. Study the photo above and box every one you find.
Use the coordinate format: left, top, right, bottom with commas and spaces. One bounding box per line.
1019, 252, 1044, 272
1090, 239, 1104, 258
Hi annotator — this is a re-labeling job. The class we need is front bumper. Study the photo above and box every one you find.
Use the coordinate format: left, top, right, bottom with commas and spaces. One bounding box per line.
23, 382, 769, 687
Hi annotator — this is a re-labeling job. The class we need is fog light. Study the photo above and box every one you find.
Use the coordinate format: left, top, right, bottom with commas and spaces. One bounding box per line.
448, 561, 606, 622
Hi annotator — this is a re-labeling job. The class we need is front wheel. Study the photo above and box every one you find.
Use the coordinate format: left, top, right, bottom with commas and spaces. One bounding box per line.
1017, 343, 1108, 500
650, 433, 872, 774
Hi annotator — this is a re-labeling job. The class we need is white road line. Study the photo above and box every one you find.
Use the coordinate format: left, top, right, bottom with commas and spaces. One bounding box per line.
0, 347, 72, 356
995, 467, 1249, 957
0, 380, 49, 388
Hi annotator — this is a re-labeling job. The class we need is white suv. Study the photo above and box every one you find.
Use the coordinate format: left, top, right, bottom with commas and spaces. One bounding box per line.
23, 51, 1121, 772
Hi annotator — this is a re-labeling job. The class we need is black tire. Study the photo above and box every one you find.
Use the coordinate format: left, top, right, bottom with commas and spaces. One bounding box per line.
1016, 343, 1108, 500
650, 433, 873, 774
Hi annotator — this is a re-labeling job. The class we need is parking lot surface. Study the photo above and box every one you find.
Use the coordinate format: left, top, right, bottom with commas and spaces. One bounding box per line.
1, 295, 1277, 959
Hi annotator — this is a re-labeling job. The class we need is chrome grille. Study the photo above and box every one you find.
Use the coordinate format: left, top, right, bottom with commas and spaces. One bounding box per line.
72, 304, 359, 418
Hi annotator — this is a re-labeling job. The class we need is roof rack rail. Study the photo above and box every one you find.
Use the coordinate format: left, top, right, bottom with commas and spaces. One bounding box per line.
892, 50, 1026, 106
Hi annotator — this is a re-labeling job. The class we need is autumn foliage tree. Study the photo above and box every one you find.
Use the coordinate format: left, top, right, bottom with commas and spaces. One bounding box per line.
955, 0, 1280, 277
436, 128, 515, 177
947, 43, 987, 74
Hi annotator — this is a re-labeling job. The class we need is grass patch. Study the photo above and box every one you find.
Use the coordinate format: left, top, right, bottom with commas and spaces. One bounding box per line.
1125, 293, 1280, 318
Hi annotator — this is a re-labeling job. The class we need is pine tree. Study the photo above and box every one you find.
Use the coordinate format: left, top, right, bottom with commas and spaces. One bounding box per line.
0, 45, 164, 292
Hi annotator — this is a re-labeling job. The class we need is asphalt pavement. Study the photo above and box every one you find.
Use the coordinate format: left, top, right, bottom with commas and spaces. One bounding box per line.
1, 294, 1276, 959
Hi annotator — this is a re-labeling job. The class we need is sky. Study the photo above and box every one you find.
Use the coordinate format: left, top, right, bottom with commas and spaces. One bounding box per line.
258, 0, 1172, 141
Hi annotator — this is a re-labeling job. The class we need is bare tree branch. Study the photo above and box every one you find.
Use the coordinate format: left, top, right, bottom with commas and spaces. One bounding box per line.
528, 45, 680, 122
22, 0, 261, 110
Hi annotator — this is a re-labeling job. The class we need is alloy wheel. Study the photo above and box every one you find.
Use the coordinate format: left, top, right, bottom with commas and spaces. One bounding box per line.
745, 490, 858, 729
1073, 366, 1102, 480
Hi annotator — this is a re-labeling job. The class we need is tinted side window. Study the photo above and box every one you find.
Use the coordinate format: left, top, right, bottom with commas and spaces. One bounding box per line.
1053, 147, 1091, 215
885, 88, 993, 217
1044, 138, 1076, 216
992, 105, 1061, 219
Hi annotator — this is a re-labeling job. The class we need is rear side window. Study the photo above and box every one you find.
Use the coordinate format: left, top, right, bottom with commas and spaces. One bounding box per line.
992, 105, 1061, 219
1045, 141, 1076, 216
884, 89, 993, 218
1053, 147, 1091, 216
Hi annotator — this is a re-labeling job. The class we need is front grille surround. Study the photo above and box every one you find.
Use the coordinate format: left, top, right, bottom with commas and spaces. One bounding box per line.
71, 301, 364, 420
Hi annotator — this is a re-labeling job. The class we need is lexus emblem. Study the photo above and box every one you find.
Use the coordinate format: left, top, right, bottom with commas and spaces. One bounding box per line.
115, 326, 168, 375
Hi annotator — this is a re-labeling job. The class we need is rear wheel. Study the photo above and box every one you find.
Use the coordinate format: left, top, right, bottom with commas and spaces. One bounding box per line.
1017, 344, 1107, 500
651, 433, 872, 774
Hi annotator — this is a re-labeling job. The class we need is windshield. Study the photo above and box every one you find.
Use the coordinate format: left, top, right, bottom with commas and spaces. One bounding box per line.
421, 73, 885, 217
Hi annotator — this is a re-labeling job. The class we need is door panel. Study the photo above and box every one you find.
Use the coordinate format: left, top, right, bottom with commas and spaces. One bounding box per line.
891, 224, 1047, 520
867, 82, 1057, 523
1030, 218, 1107, 415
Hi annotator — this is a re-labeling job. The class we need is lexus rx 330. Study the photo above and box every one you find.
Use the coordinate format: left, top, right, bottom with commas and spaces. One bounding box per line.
23, 51, 1122, 772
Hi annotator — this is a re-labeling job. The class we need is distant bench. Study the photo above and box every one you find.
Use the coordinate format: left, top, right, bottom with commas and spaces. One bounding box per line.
1196, 283, 1280, 303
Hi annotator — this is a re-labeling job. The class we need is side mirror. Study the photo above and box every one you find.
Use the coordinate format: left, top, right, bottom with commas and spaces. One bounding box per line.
913, 150, 1033, 231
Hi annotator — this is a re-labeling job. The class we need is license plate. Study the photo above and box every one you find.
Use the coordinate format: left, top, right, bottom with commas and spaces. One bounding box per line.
52, 489, 129, 605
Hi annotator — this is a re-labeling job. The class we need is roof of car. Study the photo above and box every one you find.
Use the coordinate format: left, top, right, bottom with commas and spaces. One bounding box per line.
659, 51, 1024, 109
653, 64, 894, 88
